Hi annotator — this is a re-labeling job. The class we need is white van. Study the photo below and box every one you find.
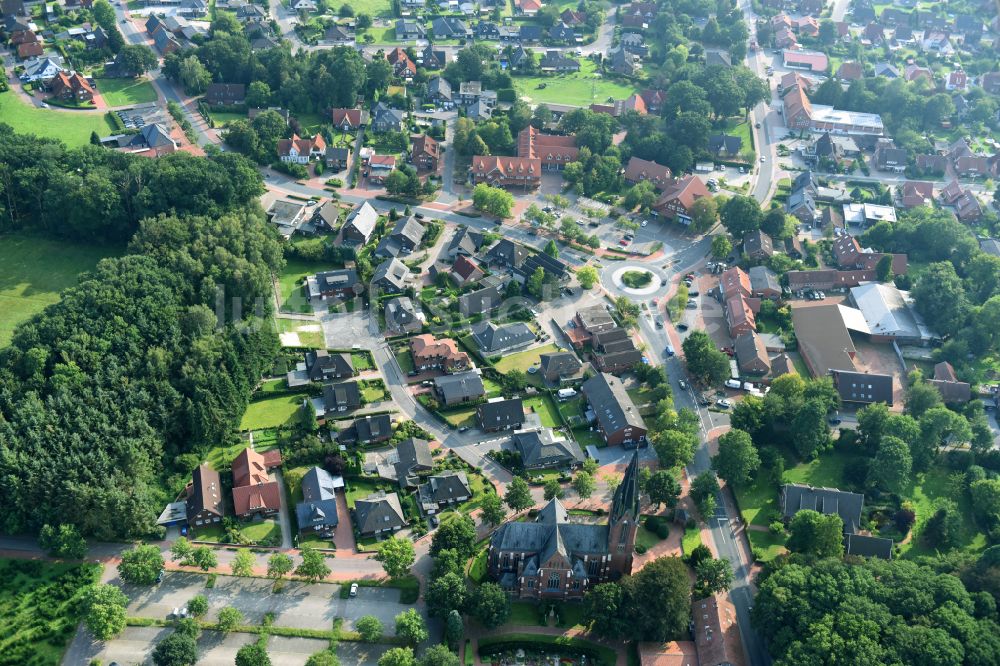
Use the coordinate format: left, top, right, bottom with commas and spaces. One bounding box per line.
557, 388, 578, 400
724, 379, 742, 389
743, 382, 754, 391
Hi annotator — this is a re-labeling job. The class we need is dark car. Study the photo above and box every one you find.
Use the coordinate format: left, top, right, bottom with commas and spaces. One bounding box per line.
688, 290, 699, 297
828, 416, 842, 425
677, 323, 689, 331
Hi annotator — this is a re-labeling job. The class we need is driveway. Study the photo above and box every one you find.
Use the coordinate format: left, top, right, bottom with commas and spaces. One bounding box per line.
274, 469, 294, 548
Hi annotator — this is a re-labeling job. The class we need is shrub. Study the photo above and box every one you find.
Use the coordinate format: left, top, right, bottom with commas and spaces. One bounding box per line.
634, 544, 648, 554
769, 521, 786, 536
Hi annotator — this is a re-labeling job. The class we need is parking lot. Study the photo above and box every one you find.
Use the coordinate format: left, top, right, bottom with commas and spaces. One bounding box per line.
120, 572, 409, 635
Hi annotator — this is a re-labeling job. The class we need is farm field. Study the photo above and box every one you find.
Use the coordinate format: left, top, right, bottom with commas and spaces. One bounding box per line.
0, 90, 117, 147
513, 59, 639, 107
96, 77, 158, 106
0, 233, 119, 347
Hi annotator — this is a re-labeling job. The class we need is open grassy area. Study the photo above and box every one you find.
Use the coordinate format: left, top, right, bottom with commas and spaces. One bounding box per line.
208, 110, 245, 127
523, 394, 560, 427
747, 529, 788, 563
509, 601, 544, 626
442, 406, 478, 428
278, 259, 327, 314
394, 348, 416, 374
351, 351, 374, 371
557, 396, 586, 427
783, 448, 856, 488
733, 475, 779, 528
572, 427, 605, 449
239, 392, 307, 430
493, 343, 560, 374
0, 90, 117, 147
0, 232, 120, 347
344, 477, 391, 508
274, 317, 325, 348
239, 519, 281, 544
96, 77, 158, 106
513, 59, 639, 107
468, 545, 489, 583
0, 559, 102, 665
204, 438, 279, 471
635, 525, 663, 550
719, 117, 754, 157
360, 381, 388, 403
682, 525, 702, 555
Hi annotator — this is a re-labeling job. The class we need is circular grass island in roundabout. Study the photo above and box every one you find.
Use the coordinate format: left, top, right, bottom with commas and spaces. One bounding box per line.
620, 270, 654, 289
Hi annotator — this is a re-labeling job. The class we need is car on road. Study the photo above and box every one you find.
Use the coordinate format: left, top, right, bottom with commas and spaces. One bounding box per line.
421, 380, 434, 387
306, 200, 316, 206
156, 571, 164, 584
641, 220, 648, 227
677, 323, 689, 331
414, 212, 425, 219
760, 156, 766, 162
678, 379, 688, 390
458, 426, 469, 432
716, 399, 732, 409
665, 344, 675, 356
349, 583, 359, 597
755, 122, 762, 128
429, 515, 439, 527
576, 219, 585, 226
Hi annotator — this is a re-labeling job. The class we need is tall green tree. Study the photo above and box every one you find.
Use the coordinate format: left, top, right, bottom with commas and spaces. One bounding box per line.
504, 477, 534, 512
84, 584, 128, 640
786, 509, 844, 558
375, 537, 415, 579
118, 544, 165, 585
712, 429, 761, 485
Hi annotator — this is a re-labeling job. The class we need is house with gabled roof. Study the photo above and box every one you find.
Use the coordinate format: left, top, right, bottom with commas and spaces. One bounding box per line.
375, 216, 425, 259
231, 448, 281, 519
186, 463, 225, 527
654, 175, 711, 224
331, 108, 368, 131
623, 157, 672, 190
450, 255, 484, 287
781, 482, 892, 558
372, 258, 410, 294
412, 134, 440, 172
417, 471, 471, 514
411, 334, 470, 373
582, 373, 646, 447
296, 467, 342, 536
342, 201, 378, 244
473, 321, 534, 355
477, 397, 525, 432
434, 370, 486, 406
320, 381, 362, 417
337, 413, 393, 446
304, 349, 354, 381
355, 492, 406, 536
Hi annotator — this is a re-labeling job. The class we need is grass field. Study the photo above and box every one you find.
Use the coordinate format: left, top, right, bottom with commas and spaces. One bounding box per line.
0, 233, 119, 347
0, 90, 117, 147
96, 77, 158, 106
442, 406, 478, 428
0, 559, 102, 665
344, 477, 390, 508
899, 466, 988, 558
635, 525, 663, 550
208, 110, 246, 128
682, 525, 702, 555
523, 394, 560, 427
494, 343, 560, 374
275, 318, 325, 348
747, 529, 788, 562
204, 437, 279, 471
572, 427, 605, 449
783, 449, 856, 488
278, 259, 331, 313
513, 59, 639, 107
239, 392, 307, 430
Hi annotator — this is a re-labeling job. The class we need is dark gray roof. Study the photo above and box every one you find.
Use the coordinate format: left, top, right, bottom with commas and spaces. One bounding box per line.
355, 491, 406, 534
610, 452, 640, 523
187, 464, 224, 521
427, 75, 452, 101
539, 351, 581, 377
846, 533, 893, 559
979, 238, 1000, 257
781, 483, 864, 534
434, 371, 486, 403
708, 134, 742, 155
743, 229, 774, 257
393, 437, 432, 486
373, 258, 410, 292
748, 265, 780, 293
581, 372, 646, 435
831, 369, 894, 405
517, 252, 568, 281
485, 239, 529, 267
513, 427, 585, 468
448, 226, 485, 256
591, 327, 629, 348
419, 471, 471, 505
472, 321, 534, 354
340, 413, 392, 444
322, 381, 361, 411
491, 498, 608, 556
477, 398, 525, 429
791, 170, 817, 193
385, 296, 420, 332
295, 467, 340, 530
306, 350, 353, 380
459, 284, 505, 316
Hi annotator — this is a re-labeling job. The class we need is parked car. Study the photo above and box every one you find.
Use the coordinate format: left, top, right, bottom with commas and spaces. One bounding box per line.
725, 379, 742, 389
828, 416, 842, 425
688, 290, 699, 297
716, 399, 732, 409
458, 426, 469, 433
349, 583, 359, 597
677, 323, 689, 331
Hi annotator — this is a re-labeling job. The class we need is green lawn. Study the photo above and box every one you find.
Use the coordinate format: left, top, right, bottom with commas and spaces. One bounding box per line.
442, 406, 478, 428
0, 232, 120, 347
734, 475, 779, 528
0, 559, 102, 665
783, 449, 856, 488
351, 351, 374, 371
509, 602, 545, 626
394, 348, 416, 374
96, 77, 158, 106
204, 438, 279, 472
747, 529, 788, 563
239, 393, 308, 430
494, 343, 560, 374
275, 317, 325, 348
682, 525, 702, 555
719, 117, 754, 158
468, 546, 489, 583
208, 110, 245, 128
635, 525, 663, 550
0, 90, 117, 147
523, 395, 560, 428
278, 259, 334, 313
478, 632, 617, 666
572, 427, 605, 449
344, 477, 391, 508
239, 519, 281, 545
513, 58, 639, 107
360, 381, 388, 403
483, 377, 504, 397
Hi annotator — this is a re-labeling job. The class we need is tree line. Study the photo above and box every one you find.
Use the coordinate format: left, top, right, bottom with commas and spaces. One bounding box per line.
0, 126, 283, 539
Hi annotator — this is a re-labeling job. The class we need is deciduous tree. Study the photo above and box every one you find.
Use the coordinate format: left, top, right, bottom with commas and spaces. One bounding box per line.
504, 477, 534, 512
786, 509, 844, 558
356, 615, 384, 642
395, 608, 429, 646
84, 584, 128, 640
375, 537, 415, 579
118, 544, 165, 585
712, 429, 761, 486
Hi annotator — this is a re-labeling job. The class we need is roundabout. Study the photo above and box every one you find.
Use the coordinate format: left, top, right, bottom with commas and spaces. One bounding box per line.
602, 262, 672, 299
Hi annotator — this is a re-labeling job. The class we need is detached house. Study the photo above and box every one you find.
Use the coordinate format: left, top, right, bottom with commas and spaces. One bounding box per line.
624, 157, 672, 190
342, 201, 378, 244
513, 427, 585, 469
410, 334, 471, 373
375, 215, 425, 258
231, 448, 282, 519
295, 467, 342, 536
355, 492, 406, 536
50, 71, 94, 102
337, 413, 393, 446
307, 269, 361, 301
417, 472, 471, 514
321, 381, 362, 416
477, 397, 525, 432
186, 464, 225, 528
412, 134, 440, 171
204, 82, 245, 106
654, 175, 711, 224
304, 350, 355, 381
434, 370, 486, 406
277, 134, 314, 164
581, 372, 647, 447
473, 321, 535, 355
331, 108, 368, 132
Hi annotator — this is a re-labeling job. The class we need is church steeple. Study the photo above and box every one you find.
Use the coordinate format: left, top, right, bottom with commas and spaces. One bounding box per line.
611, 451, 641, 524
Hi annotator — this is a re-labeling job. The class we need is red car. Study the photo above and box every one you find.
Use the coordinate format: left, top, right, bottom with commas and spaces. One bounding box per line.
619, 239, 629, 247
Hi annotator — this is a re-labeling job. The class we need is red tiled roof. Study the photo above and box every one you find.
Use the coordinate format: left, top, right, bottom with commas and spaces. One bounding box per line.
412, 134, 439, 159
624, 156, 672, 189
451, 255, 481, 280
332, 108, 363, 127
783, 49, 829, 72
720, 267, 751, 300
17, 41, 43, 58
655, 175, 710, 211
232, 481, 281, 514
470, 155, 541, 177
370, 154, 397, 168
232, 448, 270, 487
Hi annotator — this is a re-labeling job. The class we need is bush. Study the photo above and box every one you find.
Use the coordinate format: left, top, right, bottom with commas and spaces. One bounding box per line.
634, 543, 647, 554
769, 521, 785, 536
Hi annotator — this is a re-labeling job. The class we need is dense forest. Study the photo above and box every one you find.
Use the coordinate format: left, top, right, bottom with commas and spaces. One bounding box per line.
0, 125, 284, 539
